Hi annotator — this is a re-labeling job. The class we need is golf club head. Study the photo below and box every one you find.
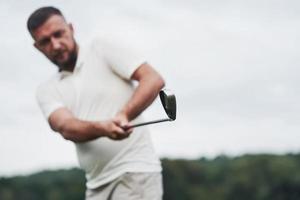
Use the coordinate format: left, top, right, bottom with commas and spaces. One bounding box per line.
124, 89, 177, 129
159, 89, 177, 121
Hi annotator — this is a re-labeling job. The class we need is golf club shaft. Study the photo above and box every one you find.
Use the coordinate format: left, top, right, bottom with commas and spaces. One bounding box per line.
128, 118, 172, 128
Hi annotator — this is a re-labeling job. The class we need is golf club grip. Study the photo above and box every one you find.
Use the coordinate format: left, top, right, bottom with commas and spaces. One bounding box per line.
128, 118, 172, 128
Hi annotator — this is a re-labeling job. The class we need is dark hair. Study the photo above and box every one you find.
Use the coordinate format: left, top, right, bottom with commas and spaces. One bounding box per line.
27, 6, 64, 34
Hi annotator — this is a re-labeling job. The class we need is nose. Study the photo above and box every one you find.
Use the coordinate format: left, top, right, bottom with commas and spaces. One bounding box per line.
51, 37, 61, 50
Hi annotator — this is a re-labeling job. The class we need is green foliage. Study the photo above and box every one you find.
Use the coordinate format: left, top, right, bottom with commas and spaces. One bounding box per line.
162, 154, 300, 200
0, 168, 85, 200
1, 154, 300, 200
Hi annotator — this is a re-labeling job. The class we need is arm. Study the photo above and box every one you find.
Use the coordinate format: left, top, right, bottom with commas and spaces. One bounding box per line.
48, 108, 131, 143
116, 63, 165, 124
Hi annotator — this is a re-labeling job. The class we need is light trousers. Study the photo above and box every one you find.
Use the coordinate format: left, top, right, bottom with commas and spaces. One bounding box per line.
85, 172, 163, 200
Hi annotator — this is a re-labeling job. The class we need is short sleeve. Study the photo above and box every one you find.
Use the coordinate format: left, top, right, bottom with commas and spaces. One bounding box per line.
36, 82, 65, 120
92, 35, 147, 80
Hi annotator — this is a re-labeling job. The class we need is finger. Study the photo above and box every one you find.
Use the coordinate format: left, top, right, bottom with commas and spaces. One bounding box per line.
119, 120, 129, 128
126, 128, 133, 134
111, 132, 129, 140
120, 132, 130, 139
122, 124, 133, 133
113, 126, 127, 135
115, 128, 131, 139
110, 133, 118, 140
113, 119, 122, 126
122, 123, 132, 130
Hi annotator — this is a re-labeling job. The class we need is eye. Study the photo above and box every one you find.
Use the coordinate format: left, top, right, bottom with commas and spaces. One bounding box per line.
53, 30, 63, 38
38, 38, 50, 46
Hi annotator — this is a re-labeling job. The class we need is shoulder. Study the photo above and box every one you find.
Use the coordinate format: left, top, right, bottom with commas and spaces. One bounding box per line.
90, 32, 122, 44
36, 73, 61, 99
89, 32, 135, 52
35, 73, 67, 120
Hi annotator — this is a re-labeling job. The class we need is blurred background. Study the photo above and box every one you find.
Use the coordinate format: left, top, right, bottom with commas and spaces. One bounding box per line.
0, 0, 300, 199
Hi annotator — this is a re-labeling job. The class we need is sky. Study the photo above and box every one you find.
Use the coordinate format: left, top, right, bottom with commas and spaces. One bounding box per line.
1, 0, 300, 177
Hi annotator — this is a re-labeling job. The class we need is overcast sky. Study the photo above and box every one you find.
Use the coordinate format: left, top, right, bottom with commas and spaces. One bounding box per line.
1, 0, 300, 177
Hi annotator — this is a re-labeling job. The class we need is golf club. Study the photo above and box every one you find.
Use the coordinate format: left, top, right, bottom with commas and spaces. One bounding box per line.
125, 89, 176, 129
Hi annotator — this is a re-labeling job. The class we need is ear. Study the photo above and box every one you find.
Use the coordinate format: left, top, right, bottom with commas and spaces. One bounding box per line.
69, 23, 74, 34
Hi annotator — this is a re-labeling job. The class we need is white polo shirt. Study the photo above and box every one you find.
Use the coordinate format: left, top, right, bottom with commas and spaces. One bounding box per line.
36, 35, 162, 189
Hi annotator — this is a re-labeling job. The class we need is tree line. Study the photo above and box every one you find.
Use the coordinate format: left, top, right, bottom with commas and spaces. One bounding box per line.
1, 153, 300, 200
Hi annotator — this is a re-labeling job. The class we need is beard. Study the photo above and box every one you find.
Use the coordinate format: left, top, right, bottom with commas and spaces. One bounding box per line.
51, 43, 78, 72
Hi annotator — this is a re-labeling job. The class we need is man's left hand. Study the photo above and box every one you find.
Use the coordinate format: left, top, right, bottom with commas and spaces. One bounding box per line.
114, 111, 133, 132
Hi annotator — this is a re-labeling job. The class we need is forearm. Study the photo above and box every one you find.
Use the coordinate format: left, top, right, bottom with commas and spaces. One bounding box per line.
57, 118, 103, 143
120, 74, 165, 121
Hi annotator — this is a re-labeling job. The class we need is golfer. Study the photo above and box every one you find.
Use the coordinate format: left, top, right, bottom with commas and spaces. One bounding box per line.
27, 6, 164, 200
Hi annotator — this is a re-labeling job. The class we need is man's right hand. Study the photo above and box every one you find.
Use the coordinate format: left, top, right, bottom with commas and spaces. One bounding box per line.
48, 107, 132, 143
98, 119, 132, 140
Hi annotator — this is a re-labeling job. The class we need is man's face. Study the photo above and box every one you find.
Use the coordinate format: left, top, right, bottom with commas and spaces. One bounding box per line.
32, 15, 77, 70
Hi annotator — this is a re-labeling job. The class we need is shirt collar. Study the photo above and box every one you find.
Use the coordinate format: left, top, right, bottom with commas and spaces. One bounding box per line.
74, 45, 84, 72
59, 45, 84, 79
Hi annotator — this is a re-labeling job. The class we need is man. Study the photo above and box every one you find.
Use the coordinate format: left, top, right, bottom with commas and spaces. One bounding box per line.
27, 6, 165, 200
